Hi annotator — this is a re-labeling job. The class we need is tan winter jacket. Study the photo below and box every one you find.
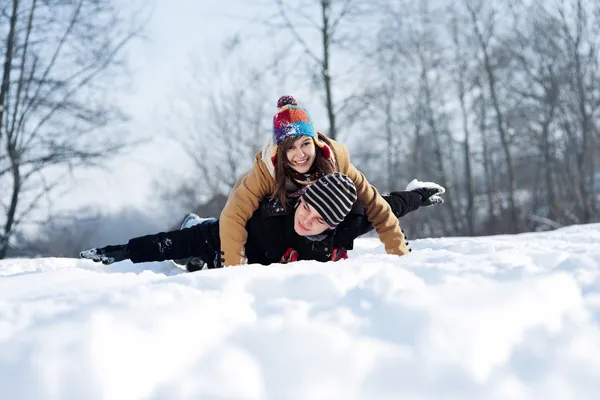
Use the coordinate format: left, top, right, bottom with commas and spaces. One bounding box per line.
218, 134, 409, 266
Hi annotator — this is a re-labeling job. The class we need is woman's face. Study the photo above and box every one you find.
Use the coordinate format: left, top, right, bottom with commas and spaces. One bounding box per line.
286, 136, 316, 173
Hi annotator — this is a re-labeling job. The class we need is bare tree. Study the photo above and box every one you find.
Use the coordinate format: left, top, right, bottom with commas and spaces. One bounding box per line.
0, 0, 148, 258
556, 0, 600, 223
466, 0, 520, 233
500, 0, 600, 228
157, 49, 272, 219
267, 0, 377, 140
474, 70, 501, 233
359, 0, 465, 237
500, 1, 567, 227
353, 1, 416, 193
449, 6, 477, 235
361, 0, 600, 237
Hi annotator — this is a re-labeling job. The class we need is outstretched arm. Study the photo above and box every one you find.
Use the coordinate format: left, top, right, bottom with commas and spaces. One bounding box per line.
333, 181, 445, 249
80, 220, 221, 266
387, 186, 445, 219
332, 191, 418, 249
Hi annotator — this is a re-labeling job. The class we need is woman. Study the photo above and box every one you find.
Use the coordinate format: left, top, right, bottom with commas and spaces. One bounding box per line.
219, 95, 409, 266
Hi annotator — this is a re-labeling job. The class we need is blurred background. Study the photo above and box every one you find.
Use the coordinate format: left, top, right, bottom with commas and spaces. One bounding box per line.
1, 0, 599, 259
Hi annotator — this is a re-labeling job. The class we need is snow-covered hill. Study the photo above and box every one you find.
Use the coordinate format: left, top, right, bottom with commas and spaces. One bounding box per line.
1, 224, 600, 400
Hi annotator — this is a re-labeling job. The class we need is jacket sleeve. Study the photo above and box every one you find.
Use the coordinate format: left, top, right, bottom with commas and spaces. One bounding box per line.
336, 144, 410, 256
219, 156, 275, 266
333, 191, 422, 250
127, 221, 220, 264
385, 191, 423, 219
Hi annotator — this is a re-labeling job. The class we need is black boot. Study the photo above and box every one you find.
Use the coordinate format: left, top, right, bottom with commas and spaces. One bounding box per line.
172, 213, 218, 271
185, 257, 205, 272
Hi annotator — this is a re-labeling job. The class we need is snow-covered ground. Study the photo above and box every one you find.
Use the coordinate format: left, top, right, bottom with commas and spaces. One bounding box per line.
1, 224, 600, 400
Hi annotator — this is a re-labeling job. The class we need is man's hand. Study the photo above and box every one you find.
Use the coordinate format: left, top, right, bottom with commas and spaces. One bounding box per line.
405, 179, 445, 207
80, 244, 129, 265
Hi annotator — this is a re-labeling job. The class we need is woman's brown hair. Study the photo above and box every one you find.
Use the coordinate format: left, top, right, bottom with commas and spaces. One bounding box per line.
273, 135, 336, 210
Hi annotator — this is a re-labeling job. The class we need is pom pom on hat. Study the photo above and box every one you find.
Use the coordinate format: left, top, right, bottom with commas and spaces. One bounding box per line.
277, 95, 298, 108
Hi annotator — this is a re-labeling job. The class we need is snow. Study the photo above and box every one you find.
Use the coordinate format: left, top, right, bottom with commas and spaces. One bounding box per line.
405, 178, 446, 193
1, 224, 600, 400
405, 178, 445, 204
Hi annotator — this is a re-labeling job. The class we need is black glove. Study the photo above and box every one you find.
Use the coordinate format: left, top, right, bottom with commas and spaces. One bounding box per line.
80, 244, 129, 265
411, 187, 444, 207
405, 179, 446, 207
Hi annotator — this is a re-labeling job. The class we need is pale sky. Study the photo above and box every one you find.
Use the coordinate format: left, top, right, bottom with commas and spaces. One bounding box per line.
63, 0, 264, 217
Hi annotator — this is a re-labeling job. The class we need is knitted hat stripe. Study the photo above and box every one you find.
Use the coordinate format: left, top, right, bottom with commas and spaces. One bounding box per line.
302, 173, 357, 227
320, 177, 357, 219
305, 185, 345, 226
312, 181, 349, 221
307, 197, 342, 228
323, 173, 357, 207
320, 175, 357, 204
273, 121, 315, 143
323, 172, 357, 196
273, 108, 312, 127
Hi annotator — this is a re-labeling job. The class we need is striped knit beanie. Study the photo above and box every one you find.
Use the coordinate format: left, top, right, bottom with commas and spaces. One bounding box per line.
302, 173, 357, 227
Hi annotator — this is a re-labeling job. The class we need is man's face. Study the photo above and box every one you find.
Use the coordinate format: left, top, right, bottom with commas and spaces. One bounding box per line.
294, 198, 335, 236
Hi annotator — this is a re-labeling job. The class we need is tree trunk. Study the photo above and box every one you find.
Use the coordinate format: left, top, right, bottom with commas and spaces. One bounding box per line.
476, 72, 496, 232
321, 0, 336, 140
420, 64, 461, 233
0, 0, 19, 258
451, 12, 476, 235
459, 84, 475, 235
384, 93, 394, 191
0, 144, 21, 259
0, 0, 19, 139
470, 6, 519, 232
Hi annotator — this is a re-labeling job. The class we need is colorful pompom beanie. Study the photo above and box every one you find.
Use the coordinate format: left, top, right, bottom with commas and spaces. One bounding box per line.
271, 95, 328, 161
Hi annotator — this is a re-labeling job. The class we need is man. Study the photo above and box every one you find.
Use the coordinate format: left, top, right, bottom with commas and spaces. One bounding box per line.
80, 173, 444, 271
